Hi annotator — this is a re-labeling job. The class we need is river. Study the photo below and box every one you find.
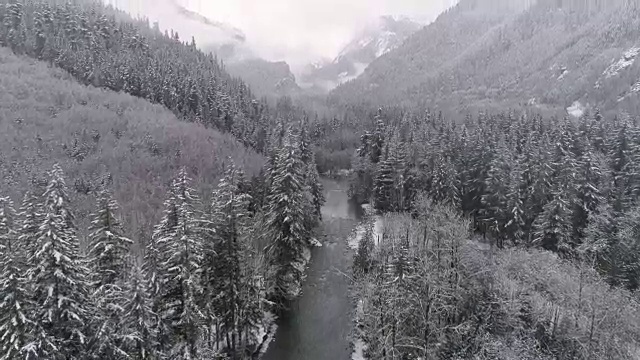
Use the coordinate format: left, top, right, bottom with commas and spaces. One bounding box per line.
262, 178, 362, 360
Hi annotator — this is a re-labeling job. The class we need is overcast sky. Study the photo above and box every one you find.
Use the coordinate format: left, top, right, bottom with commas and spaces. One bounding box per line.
108, 0, 457, 67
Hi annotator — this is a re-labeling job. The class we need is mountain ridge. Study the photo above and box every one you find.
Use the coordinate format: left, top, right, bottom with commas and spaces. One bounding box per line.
329, 0, 640, 117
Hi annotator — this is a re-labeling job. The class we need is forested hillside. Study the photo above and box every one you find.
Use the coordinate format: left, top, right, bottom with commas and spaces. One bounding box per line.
331, 0, 640, 116
0, 44, 325, 358
0, 0, 332, 356
0, 0, 279, 153
351, 109, 640, 290
352, 199, 640, 359
0, 46, 263, 240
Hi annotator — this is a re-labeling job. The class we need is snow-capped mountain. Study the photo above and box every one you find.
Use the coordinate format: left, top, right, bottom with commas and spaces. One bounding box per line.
300, 16, 422, 92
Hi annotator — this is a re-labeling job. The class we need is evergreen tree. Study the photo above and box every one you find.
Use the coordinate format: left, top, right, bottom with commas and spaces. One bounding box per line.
156, 169, 204, 358
121, 263, 157, 360
374, 150, 395, 213
209, 162, 255, 355
265, 135, 309, 304
306, 155, 325, 222
532, 186, 573, 255
353, 219, 375, 275
0, 196, 31, 360
504, 159, 526, 245
611, 207, 640, 289
572, 146, 604, 244
24, 164, 90, 359
86, 190, 133, 358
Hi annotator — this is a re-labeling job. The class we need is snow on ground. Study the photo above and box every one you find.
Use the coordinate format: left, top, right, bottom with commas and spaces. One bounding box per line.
348, 223, 366, 250
603, 47, 640, 79
352, 339, 367, 360
352, 299, 367, 360
254, 311, 277, 357
347, 203, 383, 250
557, 68, 568, 80
567, 101, 585, 118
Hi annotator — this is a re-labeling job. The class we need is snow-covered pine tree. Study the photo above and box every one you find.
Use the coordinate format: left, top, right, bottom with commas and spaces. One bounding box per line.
157, 169, 204, 358
370, 109, 386, 164
306, 153, 325, 222
147, 176, 181, 352
374, 149, 395, 213
25, 164, 90, 359
17, 191, 40, 259
353, 219, 375, 275
532, 185, 573, 255
480, 140, 511, 244
572, 145, 604, 245
504, 158, 526, 245
265, 133, 309, 304
121, 262, 157, 360
86, 190, 133, 358
0, 196, 31, 360
611, 207, 640, 289
209, 162, 256, 354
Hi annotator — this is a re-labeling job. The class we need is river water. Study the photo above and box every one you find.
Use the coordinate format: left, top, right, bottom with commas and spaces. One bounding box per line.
262, 179, 362, 360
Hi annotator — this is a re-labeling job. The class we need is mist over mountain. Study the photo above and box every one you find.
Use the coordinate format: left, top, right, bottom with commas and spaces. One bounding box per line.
330, 0, 640, 117
300, 16, 423, 92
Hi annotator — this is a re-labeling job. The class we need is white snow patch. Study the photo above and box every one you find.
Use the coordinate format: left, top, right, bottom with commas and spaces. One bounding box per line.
254, 311, 277, 357
358, 37, 373, 48
632, 80, 640, 93
348, 224, 366, 250
375, 31, 396, 58
336, 62, 369, 85
352, 298, 368, 360
603, 47, 640, 79
309, 237, 323, 247
347, 213, 383, 250
567, 101, 585, 118
352, 339, 367, 360
557, 67, 568, 80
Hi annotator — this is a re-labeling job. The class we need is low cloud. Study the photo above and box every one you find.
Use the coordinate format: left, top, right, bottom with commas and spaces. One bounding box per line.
106, 0, 457, 68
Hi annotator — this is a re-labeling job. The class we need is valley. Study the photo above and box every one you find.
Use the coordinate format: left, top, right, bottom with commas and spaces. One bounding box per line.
1, 0, 640, 359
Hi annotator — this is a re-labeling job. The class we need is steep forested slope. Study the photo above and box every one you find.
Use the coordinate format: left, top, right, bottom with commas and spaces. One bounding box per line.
0, 47, 263, 238
0, 0, 276, 153
331, 0, 640, 116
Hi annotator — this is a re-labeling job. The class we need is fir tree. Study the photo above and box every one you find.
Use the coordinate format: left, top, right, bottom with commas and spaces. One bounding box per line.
265, 135, 309, 304
532, 186, 573, 255
374, 150, 395, 213
209, 162, 255, 355
25, 164, 90, 359
121, 263, 157, 360
504, 159, 526, 245
157, 169, 204, 358
0, 196, 31, 360
86, 190, 133, 358
354, 219, 375, 275
306, 155, 325, 222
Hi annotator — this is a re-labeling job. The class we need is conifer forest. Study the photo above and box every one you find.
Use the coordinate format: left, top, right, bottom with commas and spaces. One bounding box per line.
0, 0, 640, 359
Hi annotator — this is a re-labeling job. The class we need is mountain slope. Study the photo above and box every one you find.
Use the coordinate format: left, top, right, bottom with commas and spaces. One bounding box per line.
1, 0, 274, 153
225, 59, 301, 100
0, 47, 263, 238
330, 0, 640, 116
300, 16, 422, 92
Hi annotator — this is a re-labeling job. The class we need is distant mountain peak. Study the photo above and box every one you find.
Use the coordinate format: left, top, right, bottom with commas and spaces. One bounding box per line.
301, 15, 422, 92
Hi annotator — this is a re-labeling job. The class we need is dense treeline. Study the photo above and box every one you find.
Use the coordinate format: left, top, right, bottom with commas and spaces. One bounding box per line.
0, 0, 277, 153
0, 127, 324, 359
0, 46, 264, 242
351, 109, 640, 290
352, 197, 640, 359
